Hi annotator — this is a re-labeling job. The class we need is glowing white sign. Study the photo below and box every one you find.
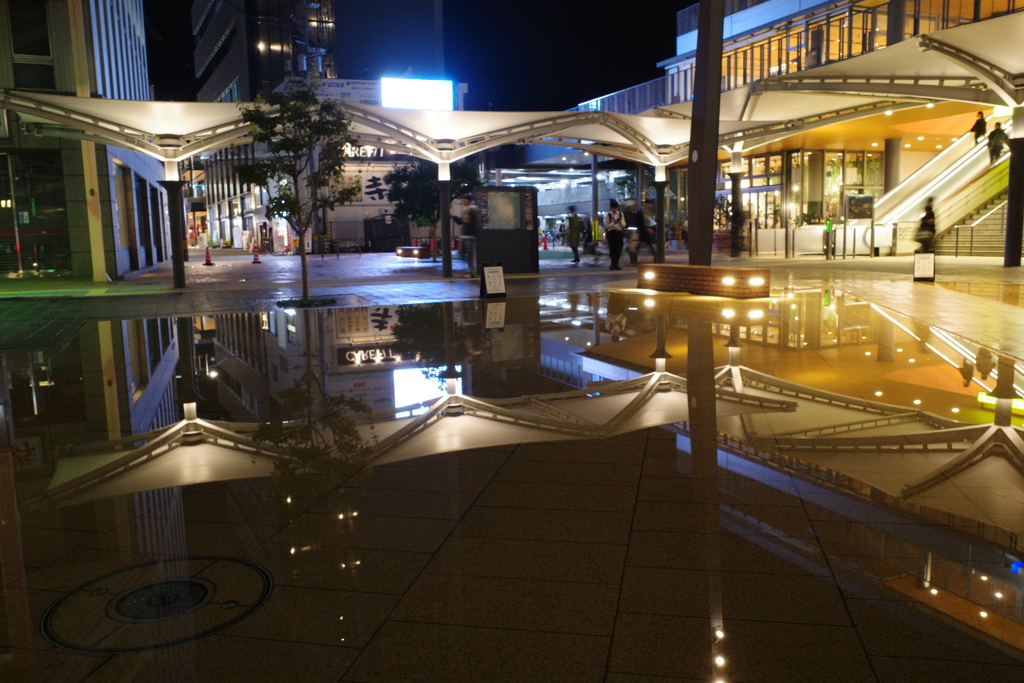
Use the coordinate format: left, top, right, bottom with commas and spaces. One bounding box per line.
381, 78, 454, 111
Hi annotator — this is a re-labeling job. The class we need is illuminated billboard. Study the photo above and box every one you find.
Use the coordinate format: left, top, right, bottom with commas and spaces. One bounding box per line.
380, 78, 454, 111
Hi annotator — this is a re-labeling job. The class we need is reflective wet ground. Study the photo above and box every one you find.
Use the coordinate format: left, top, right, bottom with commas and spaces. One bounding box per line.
5, 261, 1024, 682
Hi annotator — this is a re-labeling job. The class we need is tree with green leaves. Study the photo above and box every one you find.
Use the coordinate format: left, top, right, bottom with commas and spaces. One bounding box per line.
384, 159, 480, 261
236, 79, 360, 302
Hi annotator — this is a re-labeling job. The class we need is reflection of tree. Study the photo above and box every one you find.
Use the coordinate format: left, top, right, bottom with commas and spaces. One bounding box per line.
255, 309, 374, 486
391, 303, 463, 390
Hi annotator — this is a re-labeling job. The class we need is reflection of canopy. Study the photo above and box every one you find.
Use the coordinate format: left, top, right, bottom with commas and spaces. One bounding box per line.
2, 12, 1021, 166
734, 367, 1024, 540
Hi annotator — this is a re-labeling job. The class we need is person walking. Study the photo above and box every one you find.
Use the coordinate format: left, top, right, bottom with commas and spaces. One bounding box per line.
917, 197, 936, 253
455, 193, 480, 277
970, 112, 987, 144
567, 206, 584, 263
604, 199, 626, 271
988, 122, 1009, 163
640, 200, 657, 259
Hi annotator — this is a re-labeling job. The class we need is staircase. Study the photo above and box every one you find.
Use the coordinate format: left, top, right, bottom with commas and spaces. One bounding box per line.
934, 192, 1008, 257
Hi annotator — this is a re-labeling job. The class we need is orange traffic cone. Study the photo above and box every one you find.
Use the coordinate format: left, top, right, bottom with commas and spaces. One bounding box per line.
252, 244, 262, 264
542, 233, 549, 250
202, 245, 214, 266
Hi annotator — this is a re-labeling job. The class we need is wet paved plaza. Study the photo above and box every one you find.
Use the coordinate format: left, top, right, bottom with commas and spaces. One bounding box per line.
5, 250, 1024, 681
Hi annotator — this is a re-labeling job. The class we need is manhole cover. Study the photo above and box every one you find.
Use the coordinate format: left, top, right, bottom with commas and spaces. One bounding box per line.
111, 579, 213, 622
41, 556, 272, 653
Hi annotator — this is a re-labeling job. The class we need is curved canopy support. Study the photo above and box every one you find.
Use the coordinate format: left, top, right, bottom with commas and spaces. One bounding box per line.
917, 35, 1022, 106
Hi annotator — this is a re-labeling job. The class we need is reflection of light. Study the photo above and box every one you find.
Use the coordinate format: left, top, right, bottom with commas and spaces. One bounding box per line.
997, 592, 1004, 598
714, 656, 725, 666
875, 391, 883, 396
286, 497, 292, 503
981, 611, 989, 618
722, 277, 736, 285
643, 271, 654, 280
572, 320, 582, 326
864, 351, 871, 356
722, 309, 735, 318
748, 310, 764, 320
714, 629, 724, 639
952, 407, 960, 413
908, 358, 915, 363
930, 588, 938, 594
749, 277, 765, 286
981, 575, 988, 581
913, 399, 922, 405
644, 299, 654, 307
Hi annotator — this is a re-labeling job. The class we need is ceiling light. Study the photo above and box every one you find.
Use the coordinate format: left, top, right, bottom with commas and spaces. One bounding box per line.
644, 299, 654, 307
913, 399, 922, 405
885, 110, 893, 116
748, 310, 764, 319
926, 103, 934, 108
722, 309, 735, 318
871, 142, 878, 147
981, 575, 988, 581
980, 611, 988, 618
952, 407, 960, 413
930, 588, 938, 594
908, 358, 915, 363
904, 143, 911, 148
714, 656, 726, 666
714, 629, 725, 639
865, 351, 871, 356
917, 136, 925, 141
875, 391, 883, 396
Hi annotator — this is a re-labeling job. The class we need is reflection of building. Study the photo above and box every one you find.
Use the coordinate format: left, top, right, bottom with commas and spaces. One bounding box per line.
0, 0, 172, 279
5, 318, 180, 479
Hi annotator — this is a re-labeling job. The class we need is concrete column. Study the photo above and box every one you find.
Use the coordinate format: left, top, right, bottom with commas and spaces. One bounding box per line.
494, 169, 502, 187
591, 154, 600, 240
1003, 108, 1024, 267
883, 138, 902, 194
685, 0, 725, 266
158, 180, 188, 289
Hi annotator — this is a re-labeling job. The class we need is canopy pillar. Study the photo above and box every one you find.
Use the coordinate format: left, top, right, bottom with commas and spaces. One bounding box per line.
159, 178, 188, 289
653, 164, 668, 263
436, 162, 453, 278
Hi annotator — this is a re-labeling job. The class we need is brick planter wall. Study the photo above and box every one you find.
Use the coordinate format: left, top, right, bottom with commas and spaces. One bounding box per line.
636, 265, 770, 298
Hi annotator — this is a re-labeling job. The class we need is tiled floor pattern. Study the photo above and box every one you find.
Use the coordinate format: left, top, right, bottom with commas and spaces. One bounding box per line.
4, 428, 1022, 682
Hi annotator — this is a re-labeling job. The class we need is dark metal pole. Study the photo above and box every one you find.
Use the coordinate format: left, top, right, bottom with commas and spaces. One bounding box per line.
654, 179, 667, 263
1003, 137, 1024, 267
158, 180, 188, 289
435, 179, 454, 277
686, 0, 725, 266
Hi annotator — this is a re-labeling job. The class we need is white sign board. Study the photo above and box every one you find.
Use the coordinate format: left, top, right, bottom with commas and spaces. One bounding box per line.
485, 302, 507, 329
482, 266, 506, 296
913, 252, 935, 280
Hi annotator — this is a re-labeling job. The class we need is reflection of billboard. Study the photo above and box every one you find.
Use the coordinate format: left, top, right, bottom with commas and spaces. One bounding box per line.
393, 367, 461, 409
487, 192, 521, 231
381, 78, 453, 111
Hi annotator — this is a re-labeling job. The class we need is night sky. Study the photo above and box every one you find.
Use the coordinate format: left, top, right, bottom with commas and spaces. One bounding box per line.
143, 0, 695, 111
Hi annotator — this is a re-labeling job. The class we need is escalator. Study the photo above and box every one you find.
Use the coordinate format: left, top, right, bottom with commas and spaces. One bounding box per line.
873, 118, 1011, 255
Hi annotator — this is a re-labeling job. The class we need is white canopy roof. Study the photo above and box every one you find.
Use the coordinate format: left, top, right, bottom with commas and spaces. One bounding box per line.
1, 12, 1019, 167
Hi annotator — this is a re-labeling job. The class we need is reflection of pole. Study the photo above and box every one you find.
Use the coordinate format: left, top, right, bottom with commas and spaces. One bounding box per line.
442, 302, 461, 394
687, 318, 723, 673
648, 314, 672, 372
176, 317, 198, 408
0, 355, 34, 662
590, 154, 600, 241
990, 354, 1017, 427
435, 179, 453, 278
589, 293, 601, 349
5, 156, 23, 274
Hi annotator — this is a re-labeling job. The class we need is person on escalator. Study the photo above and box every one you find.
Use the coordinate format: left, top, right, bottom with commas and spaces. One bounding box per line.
988, 122, 1009, 163
970, 112, 987, 144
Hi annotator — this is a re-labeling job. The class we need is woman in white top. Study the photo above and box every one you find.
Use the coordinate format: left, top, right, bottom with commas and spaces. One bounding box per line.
604, 199, 627, 270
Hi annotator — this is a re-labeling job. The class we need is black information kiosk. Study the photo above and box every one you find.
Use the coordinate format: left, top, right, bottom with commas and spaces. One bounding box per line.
472, 186, 539, 275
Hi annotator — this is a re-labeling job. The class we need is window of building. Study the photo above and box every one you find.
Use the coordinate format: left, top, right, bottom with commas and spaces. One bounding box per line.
8, 0, 55, 90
